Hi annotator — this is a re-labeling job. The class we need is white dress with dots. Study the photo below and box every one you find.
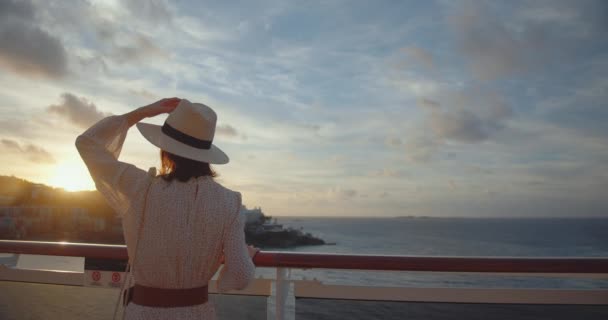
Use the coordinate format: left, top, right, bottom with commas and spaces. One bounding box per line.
76, 115, 255, 319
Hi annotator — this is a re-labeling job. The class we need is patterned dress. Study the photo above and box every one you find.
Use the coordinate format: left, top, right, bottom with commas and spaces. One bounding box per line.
76, 115, 255, 319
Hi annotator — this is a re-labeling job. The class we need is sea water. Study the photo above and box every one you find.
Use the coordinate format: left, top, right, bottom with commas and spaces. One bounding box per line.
269, 217, 608, 289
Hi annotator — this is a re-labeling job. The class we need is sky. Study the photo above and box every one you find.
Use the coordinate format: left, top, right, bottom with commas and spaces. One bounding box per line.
0, 0, 607, 217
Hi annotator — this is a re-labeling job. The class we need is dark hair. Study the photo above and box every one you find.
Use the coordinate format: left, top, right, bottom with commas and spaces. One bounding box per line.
159, 150, 217, 182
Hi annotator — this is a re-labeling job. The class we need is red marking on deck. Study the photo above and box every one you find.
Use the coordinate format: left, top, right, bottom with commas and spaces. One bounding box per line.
112, 272, 121, 283
92, 271, 101, 282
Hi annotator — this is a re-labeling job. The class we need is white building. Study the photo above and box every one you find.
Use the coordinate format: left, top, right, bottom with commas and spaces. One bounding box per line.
240, 205, 264, 224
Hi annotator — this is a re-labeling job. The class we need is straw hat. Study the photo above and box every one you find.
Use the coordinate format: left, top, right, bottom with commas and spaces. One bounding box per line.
136, 99, 229, 164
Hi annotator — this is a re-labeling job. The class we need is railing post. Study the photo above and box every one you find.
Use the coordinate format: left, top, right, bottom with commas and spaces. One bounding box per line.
275, 267, 290, 320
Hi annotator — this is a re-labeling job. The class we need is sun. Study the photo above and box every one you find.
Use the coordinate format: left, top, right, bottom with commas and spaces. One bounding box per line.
48, 161, 95, 192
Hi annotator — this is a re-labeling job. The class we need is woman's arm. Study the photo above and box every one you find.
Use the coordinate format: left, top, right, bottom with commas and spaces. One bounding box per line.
75, 98, 180, 215
217, 193, 258, 292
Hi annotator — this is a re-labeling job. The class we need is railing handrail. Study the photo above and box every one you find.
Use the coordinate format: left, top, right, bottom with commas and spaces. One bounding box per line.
1, 240, 607, 273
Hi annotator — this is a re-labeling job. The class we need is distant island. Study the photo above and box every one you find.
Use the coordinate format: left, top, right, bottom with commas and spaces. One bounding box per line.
0, 175, 326, 248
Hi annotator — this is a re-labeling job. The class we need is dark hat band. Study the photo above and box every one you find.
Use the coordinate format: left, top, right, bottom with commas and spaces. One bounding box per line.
161, 122, 212, 150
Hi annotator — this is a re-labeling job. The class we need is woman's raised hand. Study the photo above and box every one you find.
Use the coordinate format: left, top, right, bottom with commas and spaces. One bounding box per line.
125, 97, 181, 126
141, 97, 181, 118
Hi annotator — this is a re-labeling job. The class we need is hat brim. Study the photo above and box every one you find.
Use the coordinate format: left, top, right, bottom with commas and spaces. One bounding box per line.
136, 122, 229, 165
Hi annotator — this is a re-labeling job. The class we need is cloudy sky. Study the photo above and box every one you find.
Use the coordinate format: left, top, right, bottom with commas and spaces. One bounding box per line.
0, 0, 607, 217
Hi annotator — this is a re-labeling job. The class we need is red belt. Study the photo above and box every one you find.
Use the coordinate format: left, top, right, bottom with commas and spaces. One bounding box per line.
126, 284, 209, 308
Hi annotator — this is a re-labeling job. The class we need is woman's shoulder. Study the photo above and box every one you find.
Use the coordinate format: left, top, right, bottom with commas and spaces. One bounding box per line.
208, 178, 241, 199
209, 181, 242, 217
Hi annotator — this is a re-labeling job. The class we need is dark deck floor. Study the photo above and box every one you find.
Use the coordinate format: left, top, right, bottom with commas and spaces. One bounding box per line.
0, 281, 267, 320
296, 298, 608, 320
2, 281, 607, 319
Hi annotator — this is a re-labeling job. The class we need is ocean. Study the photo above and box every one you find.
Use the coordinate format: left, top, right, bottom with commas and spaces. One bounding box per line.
282, 217, 608, 257
2, 217, 608, 319
269, 217, 608, 289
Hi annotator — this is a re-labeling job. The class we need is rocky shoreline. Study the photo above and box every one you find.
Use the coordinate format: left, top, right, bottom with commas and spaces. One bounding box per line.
241, 206, 326, 248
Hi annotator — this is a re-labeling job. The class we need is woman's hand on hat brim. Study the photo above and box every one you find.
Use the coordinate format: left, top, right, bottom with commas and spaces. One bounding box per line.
125, 97, 181, 126
141, 97, 181, 118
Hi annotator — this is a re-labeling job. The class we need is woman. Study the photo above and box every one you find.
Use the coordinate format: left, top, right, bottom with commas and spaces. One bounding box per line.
76, 97, 258, 319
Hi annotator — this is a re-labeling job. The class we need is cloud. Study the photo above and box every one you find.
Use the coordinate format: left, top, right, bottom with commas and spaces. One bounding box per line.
418, 98, 440, 109
0, 0, 68, 78
448, 1, 607, 81
401, 46, 434, 69
403, 90, 513, 163
112, 34, 169, 63
0, 118, 30, 137
124, 0, 173, 24
47, 93, 111, 128
1, 139, 20, 150
449, 2, 548, 80
535, 76, 608, 143
0, 0, 34, 20
406, 134, 439, 163
385, 137, 403, 147
418, 97, 490, 143
370, 169, 404, 178
1, 139, 55, 163
215, 124, 239, 137
429, 106, 487, 143
300, 124, 321, 133
128, 88, 159, 100
93, 17, 169, 64
328, 187, 358, 199
328, 155, 345, 164
387, 76, 440, 97
418, 98, 489, 144
449, 179, 457, 190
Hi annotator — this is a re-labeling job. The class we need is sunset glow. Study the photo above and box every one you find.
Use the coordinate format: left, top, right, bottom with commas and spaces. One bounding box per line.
48, 161, 95, 192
